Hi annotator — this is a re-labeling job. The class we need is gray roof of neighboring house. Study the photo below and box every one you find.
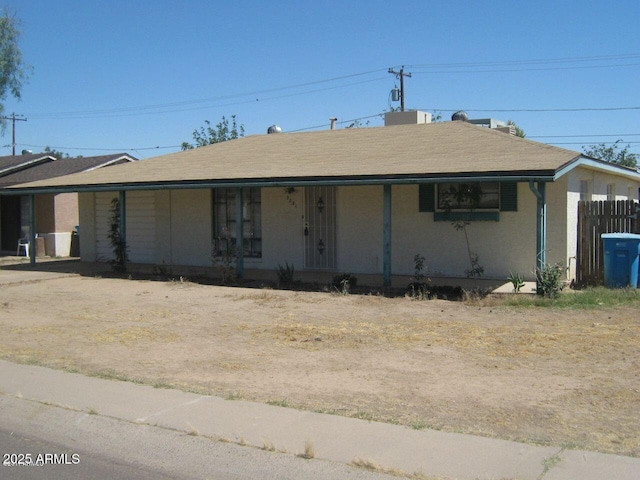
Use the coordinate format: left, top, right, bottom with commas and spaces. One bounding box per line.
0, 153, 56, 176
0, 153, 137, 188
6, 122, 640, 193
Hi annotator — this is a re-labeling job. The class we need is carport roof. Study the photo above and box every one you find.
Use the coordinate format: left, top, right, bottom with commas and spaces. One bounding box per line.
6, 121, 639, 193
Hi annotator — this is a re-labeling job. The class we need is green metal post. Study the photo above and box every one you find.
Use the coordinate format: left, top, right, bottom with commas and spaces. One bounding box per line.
235, 187, 244, 279
383, 184, 392, 287
119, 191, 127, 267
29, 194, 36, 265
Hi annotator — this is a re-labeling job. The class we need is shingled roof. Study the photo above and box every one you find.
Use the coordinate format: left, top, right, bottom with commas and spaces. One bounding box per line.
7, 121, 637, 193
0, 153, 137, 189
0, 153, 55, 176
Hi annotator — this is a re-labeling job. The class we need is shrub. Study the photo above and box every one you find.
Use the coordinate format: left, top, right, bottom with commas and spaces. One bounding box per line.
407, 254, 431, 300
535, 263, 566, 298
507, 272, 525, 293
332, 273, 357, 295
276, 262, 295, 285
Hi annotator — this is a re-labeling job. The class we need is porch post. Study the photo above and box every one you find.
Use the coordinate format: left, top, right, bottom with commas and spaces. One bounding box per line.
383, 184, 392, 287
119, 191, 127, 268
235, 187, 244, 279
29, 194, 36, 265
529, 181, 547, 270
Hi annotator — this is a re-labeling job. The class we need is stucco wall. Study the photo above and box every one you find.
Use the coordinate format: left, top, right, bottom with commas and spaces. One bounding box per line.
35, 194, 55, 233
558, 166, 639, 280
77, 171, 638, 279
259, 187, 304, 270
168, 189, 212, 266
336, 186, 383, 274
78, 192, 97, 261
53, 193, 79, 232
391, 184, 538, 280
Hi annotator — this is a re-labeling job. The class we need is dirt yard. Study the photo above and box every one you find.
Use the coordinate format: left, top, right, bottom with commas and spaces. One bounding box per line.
0, 274, 638, 457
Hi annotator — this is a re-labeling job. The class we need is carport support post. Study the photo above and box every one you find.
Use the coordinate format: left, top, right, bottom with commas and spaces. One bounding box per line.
529, 181, 547, 271
119, 191, 126, 268
235, 187, 244, 279
29, 194, 36, 265
383, 184, 392, 287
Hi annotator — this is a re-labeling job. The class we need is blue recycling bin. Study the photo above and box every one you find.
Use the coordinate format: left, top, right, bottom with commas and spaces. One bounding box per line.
601, 233, 640, 288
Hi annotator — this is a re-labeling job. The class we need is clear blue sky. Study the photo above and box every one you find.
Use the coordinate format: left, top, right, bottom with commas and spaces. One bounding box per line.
1, 0, 639, 159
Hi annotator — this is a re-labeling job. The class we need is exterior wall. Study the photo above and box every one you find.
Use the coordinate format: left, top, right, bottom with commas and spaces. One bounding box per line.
155, 190, 172, 266
558, 166, 640, 281
259, 187, 304, 270
33, 193, 79, 257
545, 178, 570, 273
78, 192, 97, 261
95, 191, 118, 261
76, 169, 638, 282
35, 194, 55, 233
391, 184, 537, 280
336, 186, 384, 273
167, 189, 212, 266
126, 190, 156, 263
53, 193, 79, 232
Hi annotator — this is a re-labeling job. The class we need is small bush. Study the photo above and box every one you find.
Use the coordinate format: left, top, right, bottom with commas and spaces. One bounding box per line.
536, 263, 566, 299
407, 282, 431, 300
276, 262, 295, 285
408, 254, 431, 300
332, 273, 357, 295
507, 272, 525, 293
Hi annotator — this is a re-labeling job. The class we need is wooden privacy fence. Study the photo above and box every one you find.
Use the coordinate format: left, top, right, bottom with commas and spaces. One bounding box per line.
576, 200, 639, 287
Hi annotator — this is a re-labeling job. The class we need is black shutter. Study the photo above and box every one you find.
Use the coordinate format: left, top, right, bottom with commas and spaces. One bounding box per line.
419, 184, 435, 212
500, 182, 518, 211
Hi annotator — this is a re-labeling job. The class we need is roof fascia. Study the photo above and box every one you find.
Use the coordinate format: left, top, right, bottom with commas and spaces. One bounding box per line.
81, 155, 137, 173
3, 171, 557, 195
554, 156, 640, 181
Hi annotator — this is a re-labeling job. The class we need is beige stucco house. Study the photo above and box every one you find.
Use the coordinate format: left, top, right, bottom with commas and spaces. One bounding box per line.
9, 112, 640, 287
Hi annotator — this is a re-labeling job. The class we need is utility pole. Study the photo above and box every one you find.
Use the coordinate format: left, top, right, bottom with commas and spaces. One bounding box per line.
388, 66, 412, 112
1, 113, 27, 155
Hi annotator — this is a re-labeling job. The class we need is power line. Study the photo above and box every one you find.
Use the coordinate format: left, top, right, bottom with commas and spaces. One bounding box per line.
25, 70, 389, 120
21, 53, 640, 120
420, 106, 640, 113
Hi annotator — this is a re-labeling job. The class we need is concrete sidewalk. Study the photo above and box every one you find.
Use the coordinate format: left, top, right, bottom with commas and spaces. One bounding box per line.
0, 361, 637, 480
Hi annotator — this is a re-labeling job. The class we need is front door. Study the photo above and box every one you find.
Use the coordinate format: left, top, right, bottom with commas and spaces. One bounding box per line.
304, 186, 336, 269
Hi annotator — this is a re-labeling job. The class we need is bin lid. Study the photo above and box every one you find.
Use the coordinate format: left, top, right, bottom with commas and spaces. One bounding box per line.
601, 233, 640, 239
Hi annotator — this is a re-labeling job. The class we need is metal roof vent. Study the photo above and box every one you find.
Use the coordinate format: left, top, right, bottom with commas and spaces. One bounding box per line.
451, 111, 469, 122
267, 125, 283, 134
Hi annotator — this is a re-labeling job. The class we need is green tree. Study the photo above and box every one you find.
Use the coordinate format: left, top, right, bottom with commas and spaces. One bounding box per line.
181, 115, 244, 150
583, 140, 637, 168
507, 120, 525, 138
44, 146, 71, 159
0, 9, 30, 130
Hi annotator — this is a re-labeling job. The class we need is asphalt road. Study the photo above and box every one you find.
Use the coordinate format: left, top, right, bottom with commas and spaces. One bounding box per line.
0, 394, 393, 480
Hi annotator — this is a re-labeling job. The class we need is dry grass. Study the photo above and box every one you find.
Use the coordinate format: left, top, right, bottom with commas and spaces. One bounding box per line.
350, 457, 445, 479
297, 441, 316, 459
0, 276, 638, 458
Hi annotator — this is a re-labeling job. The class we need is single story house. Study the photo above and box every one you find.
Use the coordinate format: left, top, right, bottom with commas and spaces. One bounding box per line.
7, 112, 640, 287
0, 153, 136, 256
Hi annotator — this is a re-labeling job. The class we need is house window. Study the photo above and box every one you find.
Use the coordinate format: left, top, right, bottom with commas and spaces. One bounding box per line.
437, 182, 500, 210
419, 182, 517, 220
579, 180, 591, 202
213, 188, 262, 258
606, 183, 615, 201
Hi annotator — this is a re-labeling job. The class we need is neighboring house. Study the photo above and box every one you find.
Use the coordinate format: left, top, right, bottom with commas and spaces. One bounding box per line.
8, 112, 640, 286
0, 153, 137, 256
